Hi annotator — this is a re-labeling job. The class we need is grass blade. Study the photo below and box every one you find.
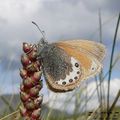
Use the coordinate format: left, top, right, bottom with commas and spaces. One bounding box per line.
107, 13, 120, 119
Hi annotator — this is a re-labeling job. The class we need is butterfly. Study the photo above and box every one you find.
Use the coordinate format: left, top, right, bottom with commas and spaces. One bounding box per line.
36, 38, 106, 92
31, 22, 106, 92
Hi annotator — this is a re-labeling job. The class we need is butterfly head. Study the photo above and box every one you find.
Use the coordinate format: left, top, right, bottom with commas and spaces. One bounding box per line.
37, 37, 51, 59
32, 21, 49, 57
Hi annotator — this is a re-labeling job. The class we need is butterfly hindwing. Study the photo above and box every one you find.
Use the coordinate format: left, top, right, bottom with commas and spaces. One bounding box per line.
41, 40, 106, 92
41, 44, 83, 92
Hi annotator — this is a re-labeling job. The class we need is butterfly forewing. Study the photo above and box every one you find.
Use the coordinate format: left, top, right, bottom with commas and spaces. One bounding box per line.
57, 40, 106, 61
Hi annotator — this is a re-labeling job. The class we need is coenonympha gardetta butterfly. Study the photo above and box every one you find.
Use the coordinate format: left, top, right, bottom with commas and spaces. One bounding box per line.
33, 22, 106, 92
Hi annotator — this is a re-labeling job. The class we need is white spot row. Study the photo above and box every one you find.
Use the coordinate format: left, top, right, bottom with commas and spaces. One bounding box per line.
56, 57, 81, 85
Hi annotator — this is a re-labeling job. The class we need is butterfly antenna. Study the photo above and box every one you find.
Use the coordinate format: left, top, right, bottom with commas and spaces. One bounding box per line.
32, 21, 46, 40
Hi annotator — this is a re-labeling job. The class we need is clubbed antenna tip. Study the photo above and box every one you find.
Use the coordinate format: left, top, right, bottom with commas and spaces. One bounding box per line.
32, 21, 45, 39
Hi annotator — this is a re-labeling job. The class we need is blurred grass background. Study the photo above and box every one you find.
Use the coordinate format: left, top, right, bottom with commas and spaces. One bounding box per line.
0, 5, 120, 120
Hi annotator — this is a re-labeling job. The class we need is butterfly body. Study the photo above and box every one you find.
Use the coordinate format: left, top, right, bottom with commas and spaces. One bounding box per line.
37, 39, 106, 92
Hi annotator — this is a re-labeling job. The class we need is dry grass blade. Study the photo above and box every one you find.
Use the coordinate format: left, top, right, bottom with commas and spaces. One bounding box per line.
101, 53, 120, 81
86, 106, 100, 120
106, 90, 120, 119
107, 13, 120, 120
90, 14, 118, 39
0, 96, 14, 112
0, 110, 20, 120
98, 9, 105, 119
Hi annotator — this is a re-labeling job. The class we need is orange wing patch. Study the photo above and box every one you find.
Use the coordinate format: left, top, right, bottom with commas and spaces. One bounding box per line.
58, 40, 106, 61
55, 43, 92, 74
54, 41, 102, 78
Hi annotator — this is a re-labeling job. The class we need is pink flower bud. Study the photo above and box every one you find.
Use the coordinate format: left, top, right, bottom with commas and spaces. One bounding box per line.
20, 84, 25, 91
32, 71, 42, 82
19, 106, 28, 117
20, 42, 43, 120
24, 99, 35, 110
24, 116, 31, 120
28, 51, 37, 60
21, 54, 31, 66
20, 68, 27, 79
23, 43, 32, 53
33, 62, 40, 71
25, 63, 38, 72
31, 108, 41, 119
23, 77, 35, 88
29, 85, 42, 97
20, 91, 30, 102
34, 96, 43, 108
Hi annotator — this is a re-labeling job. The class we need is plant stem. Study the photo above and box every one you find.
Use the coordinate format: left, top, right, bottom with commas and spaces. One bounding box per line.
0, 110, 19, 120
107, 13, 120, 120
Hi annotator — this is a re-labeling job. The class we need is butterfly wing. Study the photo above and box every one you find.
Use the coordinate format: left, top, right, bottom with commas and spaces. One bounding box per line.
41, 44, 84, 92
57, 40, 106, 61
55, 40, 105, 78
41, 40, 106, 92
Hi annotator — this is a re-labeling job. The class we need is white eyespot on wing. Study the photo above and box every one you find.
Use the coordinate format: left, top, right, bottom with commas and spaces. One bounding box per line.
56, 57, 81, 85
90, 60, 98, 72
89, 59, 102, 76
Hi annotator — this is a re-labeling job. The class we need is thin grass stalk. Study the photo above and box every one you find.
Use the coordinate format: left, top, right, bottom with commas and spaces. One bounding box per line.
60, 92, 77, 119
74, 93, 79, 120
73, 89, 83, 120
0, 56, 15, 114
2, 94, 16, 117
7, 94, 16, 113
87, 106, 100, 120
61, 95, 74, 119
107, 13, 120, 119
0, 110, 20, 120
95, 76, 100, 104
85, 55, 120, 106
98, 9, 105, 119
102, 53, 120, 80
98, 9, 102, 43
16, 102, 22, 110
59, 91, 75, 118
0, 96, 14, 112
85, 82, 88, 120
90, 14, 118, 39
102, 90, 120, 119
106, 90, 120, 119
